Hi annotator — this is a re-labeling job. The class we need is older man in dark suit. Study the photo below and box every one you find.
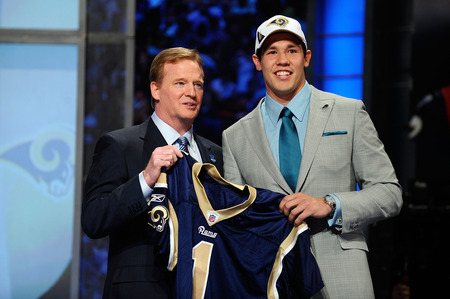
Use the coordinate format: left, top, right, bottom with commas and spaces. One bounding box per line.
82, 47, 222, 299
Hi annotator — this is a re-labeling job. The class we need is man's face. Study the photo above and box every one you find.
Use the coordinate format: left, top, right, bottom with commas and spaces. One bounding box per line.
253, 32, 311, 104
151, 59, 204, 133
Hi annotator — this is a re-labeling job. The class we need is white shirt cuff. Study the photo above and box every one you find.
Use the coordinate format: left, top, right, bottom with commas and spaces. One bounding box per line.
139, 171, 153, 199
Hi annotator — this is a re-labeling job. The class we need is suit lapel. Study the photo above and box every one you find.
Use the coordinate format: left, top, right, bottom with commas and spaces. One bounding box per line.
297, 87, 335, 191
242, 101, 293, 194
140, 117, 167, 168
195, 134, 213, 163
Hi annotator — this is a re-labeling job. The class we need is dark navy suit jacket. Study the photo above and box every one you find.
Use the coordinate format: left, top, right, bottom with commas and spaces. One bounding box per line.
82, 117, 223, 299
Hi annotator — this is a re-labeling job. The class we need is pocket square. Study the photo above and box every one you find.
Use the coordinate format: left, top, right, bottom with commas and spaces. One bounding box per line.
322, 131, 347, 136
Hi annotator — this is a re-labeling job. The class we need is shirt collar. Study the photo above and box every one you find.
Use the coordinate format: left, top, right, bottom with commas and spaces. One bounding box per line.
151, 112, 194, 146
264, 81, 311, 125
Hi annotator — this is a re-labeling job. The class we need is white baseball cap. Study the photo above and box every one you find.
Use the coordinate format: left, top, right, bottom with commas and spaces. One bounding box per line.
255, 15, 308, 54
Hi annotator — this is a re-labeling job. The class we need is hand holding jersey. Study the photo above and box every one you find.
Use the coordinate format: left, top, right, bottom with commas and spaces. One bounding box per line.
143, 145, 184, 188
280, 192, 333, 227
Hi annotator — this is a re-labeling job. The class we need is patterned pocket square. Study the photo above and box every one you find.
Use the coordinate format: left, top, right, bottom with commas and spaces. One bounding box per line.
322, 131, 348, 136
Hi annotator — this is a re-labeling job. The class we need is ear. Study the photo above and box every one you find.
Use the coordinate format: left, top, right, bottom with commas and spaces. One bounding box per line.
150, 81, 160, 100
252, 54, 262, 71
304, 50, 312, 68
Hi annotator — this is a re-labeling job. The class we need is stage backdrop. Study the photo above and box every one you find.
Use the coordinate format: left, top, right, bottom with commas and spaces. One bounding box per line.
0, 43, 78, 299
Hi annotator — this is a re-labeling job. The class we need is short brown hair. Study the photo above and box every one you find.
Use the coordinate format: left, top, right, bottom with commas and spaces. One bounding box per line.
150, 47, 204, 108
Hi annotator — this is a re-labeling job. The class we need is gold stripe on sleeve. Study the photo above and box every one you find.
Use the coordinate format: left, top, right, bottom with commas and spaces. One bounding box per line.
267, 222, 308, 298
167, 199, 178, 271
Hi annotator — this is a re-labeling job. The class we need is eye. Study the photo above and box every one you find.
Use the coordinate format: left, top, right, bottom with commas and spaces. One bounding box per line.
288, 49, 297, 54
194, 82, 203, 89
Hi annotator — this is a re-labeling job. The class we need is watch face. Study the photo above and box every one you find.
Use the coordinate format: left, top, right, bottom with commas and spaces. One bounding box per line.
324, 196, 336, 217
325, 196, 334, 206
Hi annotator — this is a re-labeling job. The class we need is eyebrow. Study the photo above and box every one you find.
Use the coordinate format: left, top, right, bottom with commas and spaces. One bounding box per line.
264, 43, 301, 53
268, 43, 300, 50
171, 77, 204, 84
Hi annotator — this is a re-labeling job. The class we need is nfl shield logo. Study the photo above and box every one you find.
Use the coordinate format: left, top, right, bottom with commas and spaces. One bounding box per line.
207, 210, 219, 224
208, 214, 216, 223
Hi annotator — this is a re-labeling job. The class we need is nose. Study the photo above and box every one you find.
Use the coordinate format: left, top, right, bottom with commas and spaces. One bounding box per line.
184, 84, 196, 97
277, 52, 289, 65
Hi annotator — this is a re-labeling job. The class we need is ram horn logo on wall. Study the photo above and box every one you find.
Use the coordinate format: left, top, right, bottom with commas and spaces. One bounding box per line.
0, 127, 75, 198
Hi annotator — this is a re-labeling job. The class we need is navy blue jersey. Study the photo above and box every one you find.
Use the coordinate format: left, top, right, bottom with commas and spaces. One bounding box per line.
148, 154, 323, 299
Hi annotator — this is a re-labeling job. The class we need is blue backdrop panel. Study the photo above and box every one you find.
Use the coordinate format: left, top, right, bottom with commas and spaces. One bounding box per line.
0, 43, 78, 299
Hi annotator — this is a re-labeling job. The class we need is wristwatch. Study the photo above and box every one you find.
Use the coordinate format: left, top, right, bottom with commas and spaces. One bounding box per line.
323, 195, 336, 217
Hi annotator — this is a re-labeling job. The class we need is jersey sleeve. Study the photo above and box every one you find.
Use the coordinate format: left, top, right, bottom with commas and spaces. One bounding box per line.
147, 171, 179, 271
276, 227, 324, 298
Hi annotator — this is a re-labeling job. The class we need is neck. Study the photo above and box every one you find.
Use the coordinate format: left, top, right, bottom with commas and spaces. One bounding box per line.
154, 111, 193, 136
267, 81, 305, 106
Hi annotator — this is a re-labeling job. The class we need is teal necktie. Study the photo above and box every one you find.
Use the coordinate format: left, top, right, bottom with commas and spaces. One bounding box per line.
279, 107, 301, 191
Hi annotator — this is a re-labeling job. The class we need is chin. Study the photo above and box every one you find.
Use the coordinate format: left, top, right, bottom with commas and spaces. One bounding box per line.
182, 111, 199, 121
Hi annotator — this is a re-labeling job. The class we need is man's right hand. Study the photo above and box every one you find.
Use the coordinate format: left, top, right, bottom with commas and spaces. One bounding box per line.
143, 145, 183, 188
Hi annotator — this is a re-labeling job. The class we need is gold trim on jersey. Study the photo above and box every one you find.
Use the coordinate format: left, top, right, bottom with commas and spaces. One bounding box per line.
167, 199, 178, 271
267, 222, 308, 298
154, 172, 168, 188
151, 171, 179, 271
191, 162, 257, 226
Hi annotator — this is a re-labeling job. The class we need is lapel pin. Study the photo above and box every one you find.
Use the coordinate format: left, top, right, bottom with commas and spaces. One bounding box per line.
209, 154, 216, 163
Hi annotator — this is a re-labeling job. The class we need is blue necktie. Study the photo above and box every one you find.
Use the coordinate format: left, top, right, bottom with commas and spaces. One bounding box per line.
279, 107, 301, 191
175, 136, 189, 153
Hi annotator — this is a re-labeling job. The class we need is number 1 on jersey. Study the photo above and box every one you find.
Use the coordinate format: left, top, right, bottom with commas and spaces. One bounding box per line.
192, 241, 214, 299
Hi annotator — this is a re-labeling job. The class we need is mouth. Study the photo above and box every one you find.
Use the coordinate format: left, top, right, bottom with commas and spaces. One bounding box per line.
183, 102, 197, 109
275, 70, 292, 77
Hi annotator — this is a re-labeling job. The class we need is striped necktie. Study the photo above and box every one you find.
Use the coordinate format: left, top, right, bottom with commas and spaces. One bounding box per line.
175, 136, 189, 153
279, 107, 301, 191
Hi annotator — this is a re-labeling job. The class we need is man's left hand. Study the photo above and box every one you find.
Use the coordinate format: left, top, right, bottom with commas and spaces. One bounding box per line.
279, 192, 332, 226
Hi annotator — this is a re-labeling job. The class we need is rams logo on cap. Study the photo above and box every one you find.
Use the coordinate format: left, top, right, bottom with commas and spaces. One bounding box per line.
268, 16, 289, 28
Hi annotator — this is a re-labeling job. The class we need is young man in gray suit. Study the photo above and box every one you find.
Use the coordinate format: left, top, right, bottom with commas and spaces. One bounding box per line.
222, 15, 403, 298
82, 47, 222, 298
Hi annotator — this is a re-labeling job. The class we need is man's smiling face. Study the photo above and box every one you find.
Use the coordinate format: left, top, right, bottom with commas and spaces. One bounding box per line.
253, 32, 311, 105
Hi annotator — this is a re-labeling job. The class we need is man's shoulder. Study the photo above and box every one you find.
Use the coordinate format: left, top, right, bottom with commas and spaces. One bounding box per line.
100, 118, 151, 146
103, 124, 141, 144
311, 86, 362, 105
195, 134, 221, 150
108, 123, 140, 136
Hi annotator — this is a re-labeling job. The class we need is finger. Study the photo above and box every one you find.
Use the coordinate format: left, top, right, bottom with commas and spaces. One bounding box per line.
150, 152, 178, 171
288, 204, 308, 224
160, 154, 179, 170
279, 194, 297, 213
158, 147, 181, 161
172, 146, 184, 158
280, 199, 297, 216
293, 211, 309, 226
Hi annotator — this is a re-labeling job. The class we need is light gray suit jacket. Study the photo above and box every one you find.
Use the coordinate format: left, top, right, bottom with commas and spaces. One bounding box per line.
222, 86, 403, 298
